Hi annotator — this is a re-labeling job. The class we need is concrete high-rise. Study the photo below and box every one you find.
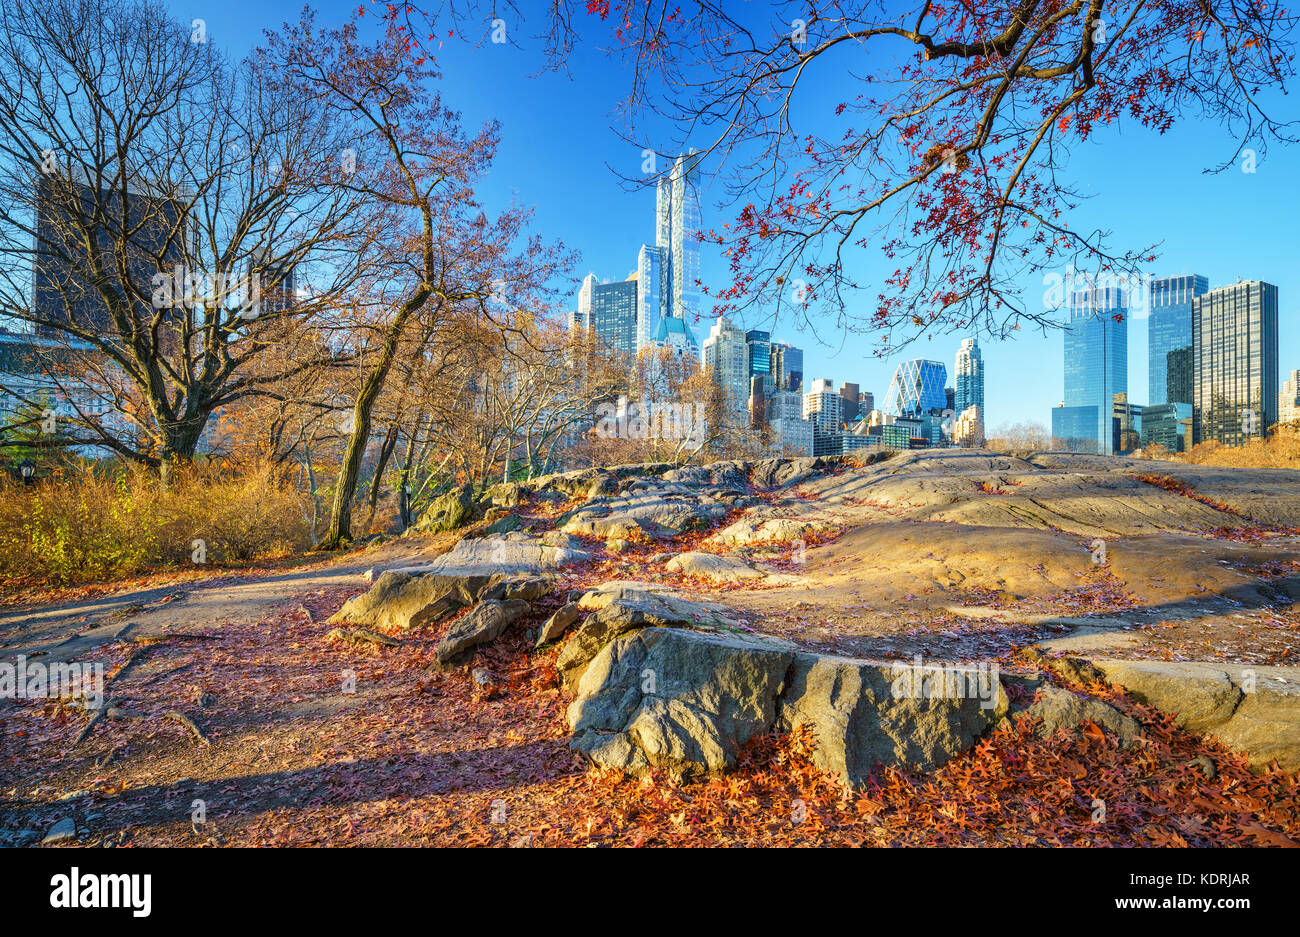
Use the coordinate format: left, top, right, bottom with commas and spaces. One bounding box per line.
839, 382, 861, 423
1192, 280, 1278, 446
702, 316, 748, 413
803, 378, 842, 438
1279, 370, 1300, 425
1147, 274, 1208, 405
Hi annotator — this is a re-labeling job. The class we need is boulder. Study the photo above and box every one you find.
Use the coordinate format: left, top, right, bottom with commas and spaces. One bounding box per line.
1095, 659, 1300, 772
436, 599, 532, 662
568, 627, 796, 777
1005, 678, 1142, 747
414, 484, 475, 534
327, 571, 498, 631
481, 512, 526, 536
558, 491, 727, 540
536, 602, 581, 646
777, 653, 1008, 784
423, 533, 591, 576
557, 584, 749, 690
750, 457, 825, 490
483, 482, 523, 508
1092, 659, 1244, 735
666, 551, 768, 583
540, 530, 586, 551
711, 516, 838, 546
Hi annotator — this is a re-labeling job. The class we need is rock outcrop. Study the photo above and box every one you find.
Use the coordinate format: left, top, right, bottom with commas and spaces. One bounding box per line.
327, 571, 500, 631
1093, 659, 1300, 772
437, 598, 532, 662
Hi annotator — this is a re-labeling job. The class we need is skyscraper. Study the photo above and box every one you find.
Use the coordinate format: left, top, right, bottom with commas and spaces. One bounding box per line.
883, 359, 948, 417
635, 244, 666, 352
654, 153, 703, 334
33, 172, 191, 338
576, 273, 638, 355
803, 378, 842, 438
702, 316, 748, 413
770, 343, 804, 392
953, 337, 984, 417
839, 382, 861, 423
1148, 274, 1208, 405
745, 329, 772, 394
1166, 346, 1194, 405
1192, 280, 1279, 446
1053, 285, 1127, 454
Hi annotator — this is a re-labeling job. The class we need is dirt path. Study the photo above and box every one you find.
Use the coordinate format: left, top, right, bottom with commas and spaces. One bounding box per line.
0, 537, 442, 665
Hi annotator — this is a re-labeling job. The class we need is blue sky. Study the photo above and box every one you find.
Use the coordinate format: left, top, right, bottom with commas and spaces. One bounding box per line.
190, 1, 1300, 429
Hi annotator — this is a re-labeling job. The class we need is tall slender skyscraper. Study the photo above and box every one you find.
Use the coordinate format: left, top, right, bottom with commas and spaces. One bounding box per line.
1053, 285, 1127, 454
745, 329, 772, 394
654, 153, 702, 340
770, 343, 804, 392
954, 337, 984, 417
1192, 280, 1278, 446
1148, 274, 1208, 405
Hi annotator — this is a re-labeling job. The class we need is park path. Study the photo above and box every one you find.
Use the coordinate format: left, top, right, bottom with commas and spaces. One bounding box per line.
0, 538, 439, 666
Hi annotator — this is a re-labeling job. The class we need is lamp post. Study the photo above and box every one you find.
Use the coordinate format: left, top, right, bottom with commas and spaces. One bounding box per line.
19, 458, 35, 484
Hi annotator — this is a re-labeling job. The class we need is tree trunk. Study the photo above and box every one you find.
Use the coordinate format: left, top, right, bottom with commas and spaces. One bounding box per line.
363, 422, 401, 533
395, 411, 423, 531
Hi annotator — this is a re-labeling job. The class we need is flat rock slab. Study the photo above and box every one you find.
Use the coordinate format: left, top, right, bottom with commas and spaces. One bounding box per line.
557, 584, 753, 691
421, 533, 591, 576
558, 493, 728, 540
709, 515, 838, 546
1093, 658, 1300, 772
666, 551, 771, 583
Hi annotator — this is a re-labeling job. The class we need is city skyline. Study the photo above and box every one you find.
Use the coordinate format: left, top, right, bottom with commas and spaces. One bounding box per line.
33, 1, 1300, 435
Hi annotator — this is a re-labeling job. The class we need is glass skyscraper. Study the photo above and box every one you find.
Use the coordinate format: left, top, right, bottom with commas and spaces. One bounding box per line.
953, 337, 984, 417
1057, 285, 1127, 454
635, 245, 665, 352
1192, 280, 1279, 446
883, 359, 948, 417
771, 343, 803, 392
1147, 274, 1208, 405
577, 273, 638, 356
653, 153, 702, 341
745, 329, 771, 394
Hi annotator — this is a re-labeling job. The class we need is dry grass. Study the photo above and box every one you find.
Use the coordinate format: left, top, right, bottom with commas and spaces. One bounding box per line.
1176, 426, 1300, 469
0, 460, 313, 586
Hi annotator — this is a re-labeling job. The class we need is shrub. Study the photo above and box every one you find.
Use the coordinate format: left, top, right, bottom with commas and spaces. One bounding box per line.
0, 460, 312, 587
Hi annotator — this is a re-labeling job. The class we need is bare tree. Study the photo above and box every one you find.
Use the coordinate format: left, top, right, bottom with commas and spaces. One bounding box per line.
0, 0, 381, 480
266, 10, 575, 548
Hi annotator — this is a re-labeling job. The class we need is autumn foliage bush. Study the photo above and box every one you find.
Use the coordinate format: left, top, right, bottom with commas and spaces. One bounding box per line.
1177, 423, 1300, 469
0, 460, 313, 586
